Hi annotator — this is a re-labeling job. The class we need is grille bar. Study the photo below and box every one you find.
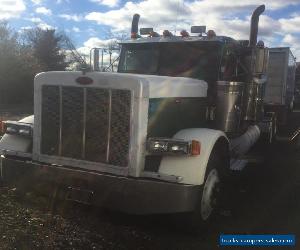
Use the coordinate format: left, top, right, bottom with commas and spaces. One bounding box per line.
106, 89, 112, 163
41, 85, 131, 168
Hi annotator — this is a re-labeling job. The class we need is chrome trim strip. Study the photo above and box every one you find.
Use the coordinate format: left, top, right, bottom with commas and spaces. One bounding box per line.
34, 153, 128, 175
106, 89, 112, 163
58, 86, 63, 156
141, 171, 183, 183
0, 156, 2, 178
1, 150, 33, 159
82, 88, 87, 159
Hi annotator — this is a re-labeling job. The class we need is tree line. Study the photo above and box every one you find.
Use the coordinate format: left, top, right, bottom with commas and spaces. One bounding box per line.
0, 22, 71, 105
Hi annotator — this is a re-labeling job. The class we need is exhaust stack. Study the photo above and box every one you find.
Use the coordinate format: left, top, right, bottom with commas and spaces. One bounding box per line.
131, 14, 140, 35
249, 5, 265, 47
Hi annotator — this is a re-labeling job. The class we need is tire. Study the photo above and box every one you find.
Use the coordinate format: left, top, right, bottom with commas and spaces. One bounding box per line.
182, 146, 229, 230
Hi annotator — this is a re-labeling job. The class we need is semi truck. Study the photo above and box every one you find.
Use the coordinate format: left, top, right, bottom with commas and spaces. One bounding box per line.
0, 5, 299, 226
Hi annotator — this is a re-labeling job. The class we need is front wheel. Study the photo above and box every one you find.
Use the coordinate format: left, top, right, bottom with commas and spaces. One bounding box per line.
184, 147, 229, 229
200, 168, 220, 221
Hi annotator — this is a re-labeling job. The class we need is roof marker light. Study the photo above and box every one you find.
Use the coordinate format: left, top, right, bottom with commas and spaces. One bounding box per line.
149, 31, 160, 37
163, 30, 173, 37
180, 30, 189, 37
207, 30, 216, 39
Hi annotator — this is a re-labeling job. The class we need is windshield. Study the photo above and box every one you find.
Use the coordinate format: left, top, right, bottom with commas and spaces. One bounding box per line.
118, 42, 222, 81
119, 44, 159, 73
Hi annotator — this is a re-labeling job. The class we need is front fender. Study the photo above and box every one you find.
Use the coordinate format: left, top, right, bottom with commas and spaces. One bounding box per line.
158, 128, 228, 185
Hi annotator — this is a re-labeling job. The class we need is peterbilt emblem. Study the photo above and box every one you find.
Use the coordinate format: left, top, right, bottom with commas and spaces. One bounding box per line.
76, 76, 93, 85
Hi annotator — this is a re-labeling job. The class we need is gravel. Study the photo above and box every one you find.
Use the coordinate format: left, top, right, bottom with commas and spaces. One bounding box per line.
0, 188, 156, 250
0, 139, 300, 249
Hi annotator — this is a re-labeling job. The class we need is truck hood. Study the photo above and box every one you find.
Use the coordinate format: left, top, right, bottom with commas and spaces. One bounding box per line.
121, 73, 208, 98
35, 71, 208, 99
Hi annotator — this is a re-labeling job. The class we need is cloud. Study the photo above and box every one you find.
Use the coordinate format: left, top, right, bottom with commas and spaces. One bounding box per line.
282, 34, 300, 59
35, 6, 52, 16
76, 37, 120, 67
85, 0, 299, 47
72, 27, 80, 32
83, 37, 119, 49
86, 0, 192, 32
31, 0, 42, 5
90, 0, 119, 8
283, 34, 300, 45
26, 17, 43, 23
59, 14, 82, 22
0, 0, 26, 19
37, 22, 54, 30
56, 0, 70, 3
25, 17, 55, 30
20, 26, 33, 30
279, 16, 300, 34
83, 0, 300, 63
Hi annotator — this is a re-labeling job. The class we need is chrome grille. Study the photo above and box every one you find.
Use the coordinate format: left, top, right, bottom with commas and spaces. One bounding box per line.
85, 88, 109, 162
61, 87, 84, 158
41, 85, 131, 167
109, 90, 131, 166
41, 86, 60, 155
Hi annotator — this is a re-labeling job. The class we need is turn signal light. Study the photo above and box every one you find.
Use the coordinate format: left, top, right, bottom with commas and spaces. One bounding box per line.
191, 140, 201, 156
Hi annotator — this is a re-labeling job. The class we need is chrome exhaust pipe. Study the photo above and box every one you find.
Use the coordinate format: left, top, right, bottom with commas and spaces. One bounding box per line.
131, 14, 140, 35
230, 125, 261, 157
93, 48, 100, 71
249, 5, 265, 47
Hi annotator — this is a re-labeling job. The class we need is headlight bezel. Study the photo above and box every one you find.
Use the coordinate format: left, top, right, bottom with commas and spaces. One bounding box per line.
3, 121, 33, 137
147, 137, 200, 156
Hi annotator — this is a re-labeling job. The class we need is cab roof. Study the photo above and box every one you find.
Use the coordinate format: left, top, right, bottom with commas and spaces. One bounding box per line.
120, 35, 236, 45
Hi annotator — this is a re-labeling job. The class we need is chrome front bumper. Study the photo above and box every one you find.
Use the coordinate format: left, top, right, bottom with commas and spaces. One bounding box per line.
0, 157, 200, 214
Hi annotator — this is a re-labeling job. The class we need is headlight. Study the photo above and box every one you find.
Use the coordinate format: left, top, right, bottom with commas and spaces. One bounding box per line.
147, 138, 200, 156
3, 121, 33, 137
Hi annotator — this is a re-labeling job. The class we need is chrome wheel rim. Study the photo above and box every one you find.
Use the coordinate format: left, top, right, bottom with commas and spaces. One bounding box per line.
201, 168, 220, 221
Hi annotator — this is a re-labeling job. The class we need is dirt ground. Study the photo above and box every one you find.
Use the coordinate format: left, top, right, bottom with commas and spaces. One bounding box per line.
0, 114, 300, 249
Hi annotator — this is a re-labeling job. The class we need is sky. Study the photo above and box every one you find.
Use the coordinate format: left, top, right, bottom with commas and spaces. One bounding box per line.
1, 0, 300, 60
